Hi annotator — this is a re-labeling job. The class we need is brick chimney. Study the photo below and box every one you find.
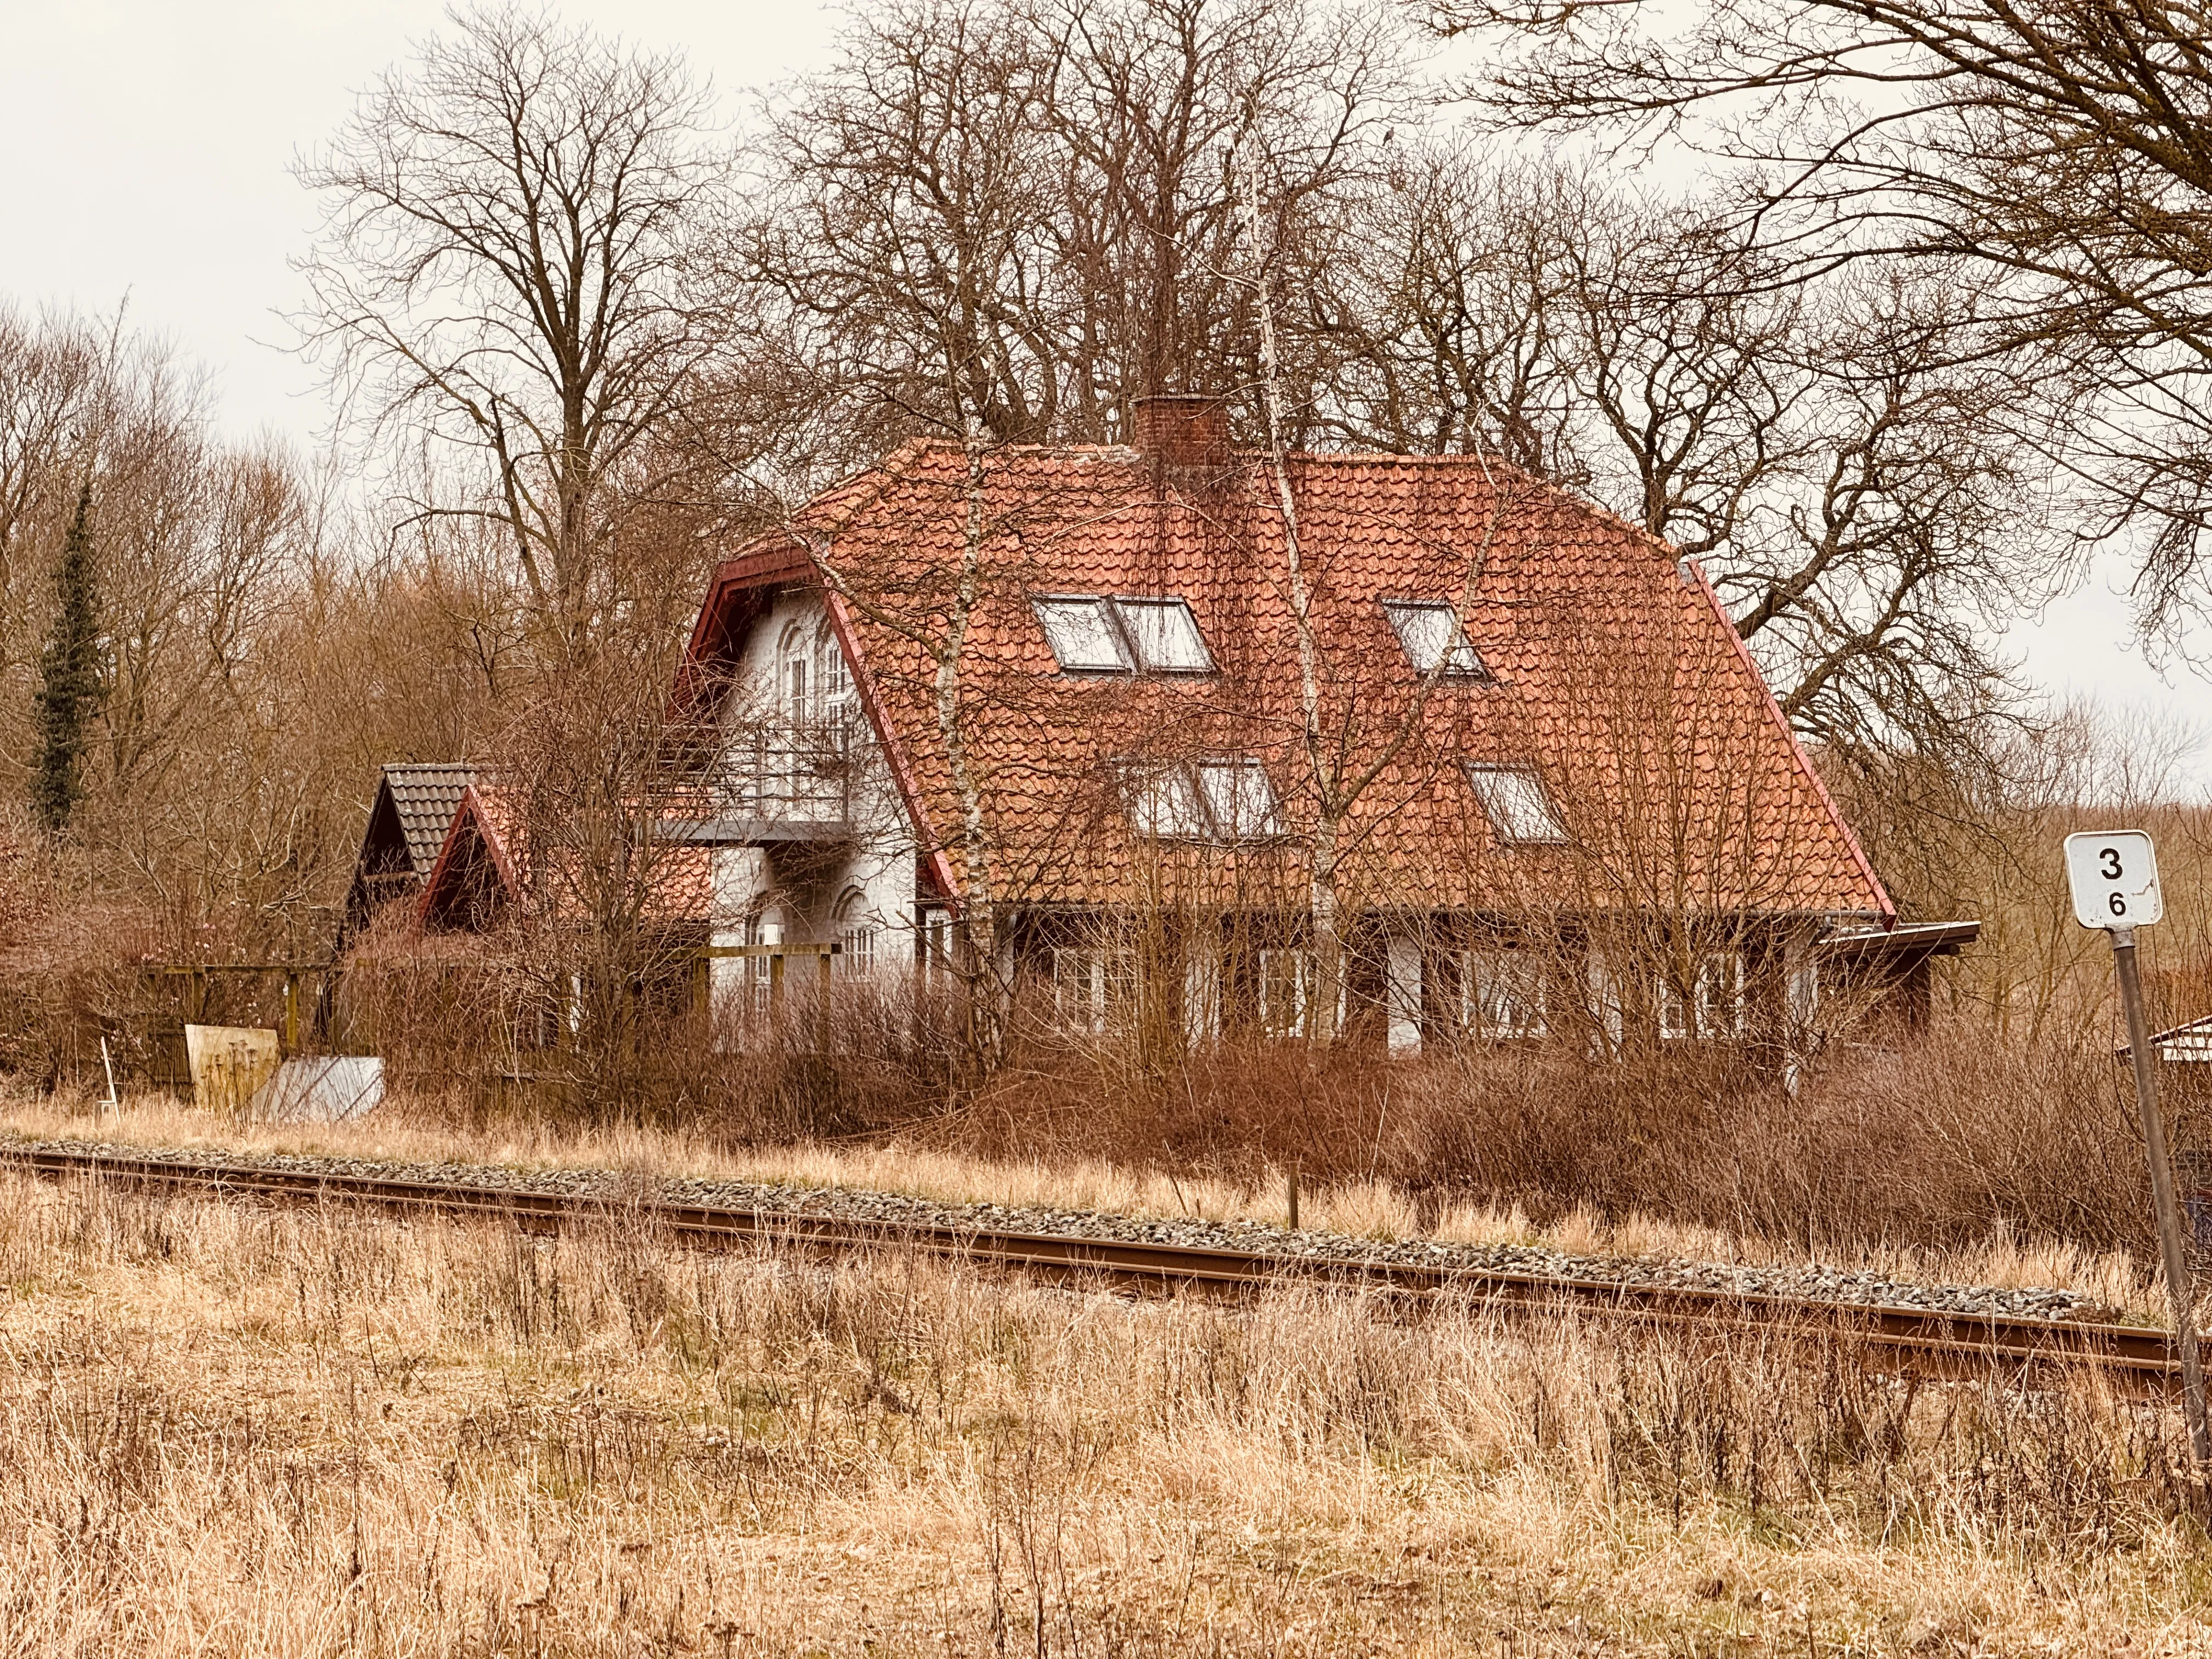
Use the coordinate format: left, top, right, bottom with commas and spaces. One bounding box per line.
1130, 394, 1231, 472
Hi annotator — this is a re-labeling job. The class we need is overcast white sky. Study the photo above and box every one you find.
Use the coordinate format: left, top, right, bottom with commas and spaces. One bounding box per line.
3, 1, 2204, 782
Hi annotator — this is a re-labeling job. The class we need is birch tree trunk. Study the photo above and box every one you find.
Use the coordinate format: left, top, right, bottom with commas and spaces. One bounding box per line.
940, 420, 1003, 1068
1244, 148, 1342, 1045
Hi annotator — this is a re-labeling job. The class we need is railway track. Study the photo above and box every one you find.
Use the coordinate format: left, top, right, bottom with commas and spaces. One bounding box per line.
0, 1141, 2182, 1388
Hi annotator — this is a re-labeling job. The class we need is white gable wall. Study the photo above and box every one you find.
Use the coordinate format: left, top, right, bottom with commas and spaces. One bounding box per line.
707, 588, 918, 1008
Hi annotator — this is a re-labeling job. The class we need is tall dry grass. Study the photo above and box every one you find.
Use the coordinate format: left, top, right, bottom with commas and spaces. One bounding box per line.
0, 1078, 2159, 1317
0, 1168, 2205, 1656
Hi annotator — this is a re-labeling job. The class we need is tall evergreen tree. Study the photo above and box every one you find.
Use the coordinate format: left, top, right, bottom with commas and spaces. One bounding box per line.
31, 483, 101, 837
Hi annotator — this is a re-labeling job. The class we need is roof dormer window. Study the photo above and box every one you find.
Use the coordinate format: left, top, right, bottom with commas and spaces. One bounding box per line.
1032, 595, 1214, 675
1383, 600, 1487, 679
1113, 598, 1214, 671
1034, 597, 1131, 672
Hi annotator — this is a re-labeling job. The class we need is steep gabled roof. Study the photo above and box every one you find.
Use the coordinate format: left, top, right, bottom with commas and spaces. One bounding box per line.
682, 440, 1893, 923
341, 763, 478, 946
382, 764, 477, 877
417, 783, 523, 932
414, 780, 718, 933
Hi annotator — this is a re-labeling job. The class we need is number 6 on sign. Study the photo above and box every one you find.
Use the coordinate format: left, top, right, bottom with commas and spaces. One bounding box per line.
2064, 830, 2164, 930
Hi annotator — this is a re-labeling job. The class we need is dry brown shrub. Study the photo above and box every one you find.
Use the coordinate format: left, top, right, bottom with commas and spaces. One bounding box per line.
910, 1020, 2159, 1259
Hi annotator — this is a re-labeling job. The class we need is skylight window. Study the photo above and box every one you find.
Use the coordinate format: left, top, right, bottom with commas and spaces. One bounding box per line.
1383, 600, 1487, 679
1127, 757, 1284, 842
1033, 597, 1131, 672
1129, 766, 1209, 839
1115, 598, 1214, 672
1466, 764, 1568, 845
1197, 758, 1283, 839
1032, 595, 1213, 674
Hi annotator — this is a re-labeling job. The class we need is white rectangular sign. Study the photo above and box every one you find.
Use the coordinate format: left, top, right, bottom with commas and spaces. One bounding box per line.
2065, 831, 2163, 929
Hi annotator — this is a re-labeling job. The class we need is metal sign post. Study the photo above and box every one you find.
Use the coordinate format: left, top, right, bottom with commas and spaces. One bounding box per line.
2065, 831, 2210, 1465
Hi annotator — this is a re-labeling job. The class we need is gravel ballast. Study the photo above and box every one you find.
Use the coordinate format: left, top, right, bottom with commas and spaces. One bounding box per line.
0, 1132, 2131, 1326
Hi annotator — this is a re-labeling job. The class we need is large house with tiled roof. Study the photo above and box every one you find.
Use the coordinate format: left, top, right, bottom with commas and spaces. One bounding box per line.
667, 396, 1966, 1056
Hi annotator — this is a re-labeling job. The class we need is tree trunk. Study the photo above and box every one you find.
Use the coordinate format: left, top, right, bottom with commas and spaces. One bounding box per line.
940, 421, 1002, 1069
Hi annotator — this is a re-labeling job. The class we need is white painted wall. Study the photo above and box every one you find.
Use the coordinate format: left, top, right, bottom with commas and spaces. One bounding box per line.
706, 588, 918, 1012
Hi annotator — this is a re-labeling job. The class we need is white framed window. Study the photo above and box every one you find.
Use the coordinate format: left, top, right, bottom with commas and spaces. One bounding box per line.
1196, 758, 1283, 839
919, 910, 955, 982
775, 624, 813, 803
1383, 600, 1487, 679
1184, 950, 1222, 1045
1032, 594, 1214, 675
1256, 947, 1346, 1037
1127, 757, 1285, 843
1259, 948, 1314, 1036
836, 889, 877, 978
1052, 948, 1101, 1032
1696, 952, 1745, 1039
1460, 948, 1546, 1040
1466, 764, 1568, 846
744, 913, 783, 1014
1049, 945, 1134, 1034
779, 624, 811, 726
816, 623, 854, 732
1659, 952, 1746, 1040
1128, 765, 1210, 839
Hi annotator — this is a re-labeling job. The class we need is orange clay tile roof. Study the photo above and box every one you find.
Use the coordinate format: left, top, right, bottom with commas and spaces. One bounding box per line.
416, 781, 714, 930
684, 440, 1893, 923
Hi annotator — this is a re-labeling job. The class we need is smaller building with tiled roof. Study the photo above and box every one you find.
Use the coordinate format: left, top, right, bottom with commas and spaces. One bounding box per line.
341, 764, 476, 945
409, 777, 718, 942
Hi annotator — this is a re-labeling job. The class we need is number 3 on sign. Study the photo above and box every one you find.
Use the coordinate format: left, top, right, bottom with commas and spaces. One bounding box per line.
2064, 831, 2164, 930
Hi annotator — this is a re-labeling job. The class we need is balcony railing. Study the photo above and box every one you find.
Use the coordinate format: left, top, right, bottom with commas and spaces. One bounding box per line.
668, 720, 859, 847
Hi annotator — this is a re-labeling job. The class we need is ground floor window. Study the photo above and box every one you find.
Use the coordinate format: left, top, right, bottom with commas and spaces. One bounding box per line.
1659, 951, 1745, 1040
919, 910, 955, 981
836, 890, 878, 978
1458, 947, 1546, 1040
1257, 947, 1315, 1036
1049, 945, 1135, 1034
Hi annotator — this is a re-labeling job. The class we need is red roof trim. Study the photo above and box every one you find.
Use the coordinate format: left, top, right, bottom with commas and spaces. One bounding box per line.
821, 584, 962, 915
1684, 558, 1894, 924
670, 540, 815, 719
415, 785, 521, 928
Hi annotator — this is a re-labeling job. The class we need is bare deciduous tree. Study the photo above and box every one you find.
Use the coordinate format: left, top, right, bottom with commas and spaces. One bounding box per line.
1314, 157, 2063, 776
1446, 0, 2212, 634
730, 0, 1407, 471
295, 4, 731, 659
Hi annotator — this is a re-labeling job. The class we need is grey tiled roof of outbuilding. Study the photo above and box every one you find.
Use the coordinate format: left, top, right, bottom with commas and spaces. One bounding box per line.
382, 764, 476, 878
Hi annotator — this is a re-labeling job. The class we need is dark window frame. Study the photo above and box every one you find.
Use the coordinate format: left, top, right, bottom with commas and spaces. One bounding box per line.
1031, 593, 1217, 676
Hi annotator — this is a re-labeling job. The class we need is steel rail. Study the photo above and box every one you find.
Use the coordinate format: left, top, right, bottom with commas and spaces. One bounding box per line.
0, 1143, 2181, 1386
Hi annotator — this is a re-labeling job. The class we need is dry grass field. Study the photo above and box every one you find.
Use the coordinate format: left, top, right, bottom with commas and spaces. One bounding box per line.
0, 1088, 2161, 1322
3, 1162, 2210, 1656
